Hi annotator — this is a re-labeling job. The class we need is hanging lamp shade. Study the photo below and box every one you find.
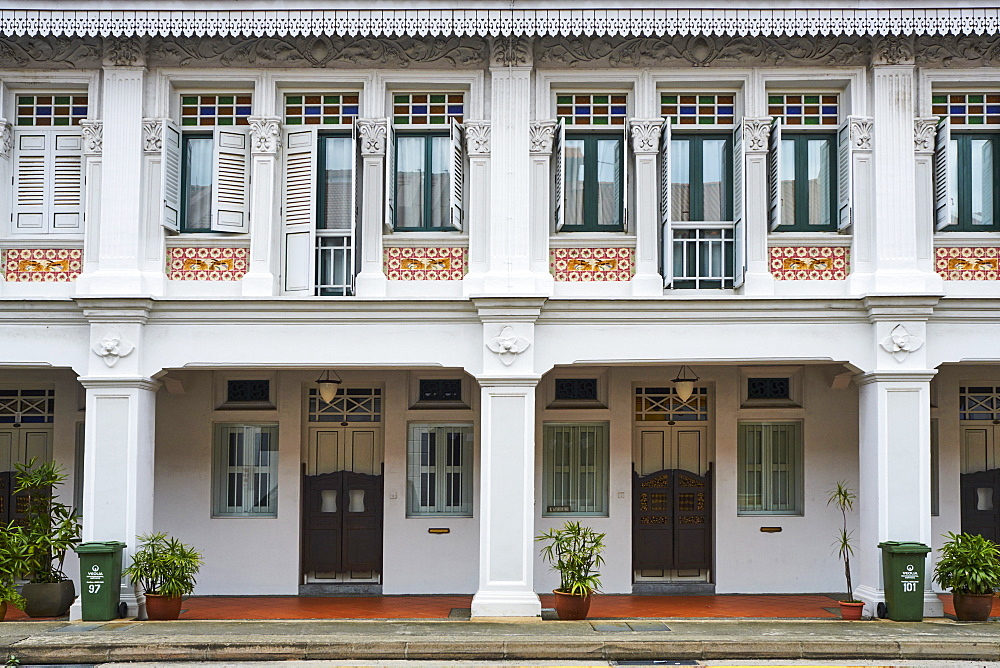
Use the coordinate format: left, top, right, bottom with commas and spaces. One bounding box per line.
671, 365, 699, 403
316, 370, 342, 403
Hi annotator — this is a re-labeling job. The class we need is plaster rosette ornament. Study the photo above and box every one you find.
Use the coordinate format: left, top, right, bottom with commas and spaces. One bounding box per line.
880, 324, 924, 363
486, 326, 530, 366
92, 328, 135, 368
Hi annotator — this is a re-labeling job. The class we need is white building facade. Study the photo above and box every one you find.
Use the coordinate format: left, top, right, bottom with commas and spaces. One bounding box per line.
1, 1, 999, 620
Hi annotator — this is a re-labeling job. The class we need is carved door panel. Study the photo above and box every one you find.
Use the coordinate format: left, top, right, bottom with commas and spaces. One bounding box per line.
302, 471, 344, 574
673, 468, 711, 569
341, 471, 383, 572
633, 467, 712, 571
961, 468, 1000, 543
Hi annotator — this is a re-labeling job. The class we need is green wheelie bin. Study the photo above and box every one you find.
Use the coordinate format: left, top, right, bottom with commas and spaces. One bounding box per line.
878, 541, 931, 621
73, 541, 127, 621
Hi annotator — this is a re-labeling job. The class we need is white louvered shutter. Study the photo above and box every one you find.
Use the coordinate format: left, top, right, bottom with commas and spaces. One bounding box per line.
934, 117, 953, 231
13, 134, 48, 231
767, 117, 782, 232
50, 133, 84, 231
660, 120, 672, 287
384, 122, 395, 233
733, 122, 746, 289
621, 123, 629, 232
210, 126, 251, 232
160, 119, 182, 232
553, 120, 565, 231
837, 118, 854, 232
13, 132, 83, 233
351, 123, 361, 285
450, 119, 464, 231
281, 127, 318, 294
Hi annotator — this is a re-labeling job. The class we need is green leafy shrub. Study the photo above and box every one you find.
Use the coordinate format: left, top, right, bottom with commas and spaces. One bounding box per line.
123, 533, 203, 598
536, 521, 606, 597
933, 532, 1000, 595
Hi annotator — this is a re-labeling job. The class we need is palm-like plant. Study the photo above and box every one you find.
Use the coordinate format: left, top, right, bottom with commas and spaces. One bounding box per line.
123, 533, 203, 599
536, 521, 606, 596
828, 480, 858, 603
6, 459, 80, 583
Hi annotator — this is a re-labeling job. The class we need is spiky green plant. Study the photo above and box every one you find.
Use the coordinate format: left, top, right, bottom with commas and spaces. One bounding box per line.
123, 533, 203, 598
536, 521, 606, 597
828, 480, 859, 603
933, 532, 1000, 595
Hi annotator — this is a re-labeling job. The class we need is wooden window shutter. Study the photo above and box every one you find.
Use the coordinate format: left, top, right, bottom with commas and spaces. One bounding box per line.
384, 123, 395, 233
837, 118, 856, 232
210, 126, 251, 232
281, 127, 318, 294
660, 120, 672, 286
933, 117, 953, 231
449, 119, 464, 231
620, 123, 629, 232
12, 131, 84, 233
160, 119, 182, 232
732, 122, 746, 289
767, 117, 782, 232
12, 133, 48, 231
553, 120, 565, 231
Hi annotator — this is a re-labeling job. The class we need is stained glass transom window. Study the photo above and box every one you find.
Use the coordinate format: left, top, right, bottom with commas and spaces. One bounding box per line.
661, 94, 735, 126
285, 94, 360, 126
556, 94, 627, 126
933, 94, 1000, 127
960, 386, 1000, 420
16, 95, 88, 127
768, 94, 839, 126
308, 388, 382, 423
180, 94, 252, 126
0, 389, 55, 423
393, 93, 464, 125
634, 387, 708, 422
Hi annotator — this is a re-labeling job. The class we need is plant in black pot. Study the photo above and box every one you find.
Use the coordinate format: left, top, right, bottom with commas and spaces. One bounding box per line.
123, 532, 203, 620
933, 532, 1000, 621
536, 520, 606, 620
828, 480, 864, 620
5, 459, 80, 618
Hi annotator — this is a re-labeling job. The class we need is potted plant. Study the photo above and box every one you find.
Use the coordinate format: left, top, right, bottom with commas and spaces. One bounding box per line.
5, 459, 80, 618
933, 531, 1000, 621
536, 520, 605, 620
123, 532, 203, 620
0, 526, 27, 621
828, 481, 864, 620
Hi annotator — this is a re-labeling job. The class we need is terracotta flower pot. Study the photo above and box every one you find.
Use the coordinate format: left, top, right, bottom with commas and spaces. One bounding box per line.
0, 601, 7, 621
552, 590, 592, 620
952, 592, 995, 621
839, 601, 865, 620
21, 580, 75, 618
144, 593, 183, 621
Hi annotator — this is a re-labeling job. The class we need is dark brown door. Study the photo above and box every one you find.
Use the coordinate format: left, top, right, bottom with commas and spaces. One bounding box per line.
301, 469, 383, 575
633, 467, 712, 571
0, 470, 9, 525
961, 468, 1000, 543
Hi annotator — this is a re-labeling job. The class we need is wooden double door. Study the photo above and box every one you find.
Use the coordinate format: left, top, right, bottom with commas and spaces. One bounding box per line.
0, 427, 52, 524
960, 424, 1000, 542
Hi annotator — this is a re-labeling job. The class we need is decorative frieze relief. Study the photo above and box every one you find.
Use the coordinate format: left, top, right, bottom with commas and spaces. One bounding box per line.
0, 119, 12, 159
629, 120, 662, 154
142, 119, 162, 154
871, 35, 914, 66
850, 118, 873, 151
914, 117, 938, 155
0, 35, 102, 69
249, 117, 281, 155
357, 119, 387, 157
4, 248, 82, 282
384, 247, 467, 281
103, 35, 145, 67
80, 120, 103, 156
880, 324, 924, 363
551, 247, 635, 282
529, 121, 557, 155
92, 328, 135, 368
486, 325, 531, 367
491, 35, 532, 67
935, 247, 1000, 280
168, 247, 248, 281
913, 35, 1000, 67
465, 121, 490, 157
770, 246, 849, 281
146, 36, 487, 68
742, 118, 772, 153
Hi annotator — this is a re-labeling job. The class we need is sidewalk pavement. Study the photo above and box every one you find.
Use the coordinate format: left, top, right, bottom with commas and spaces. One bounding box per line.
2, 618, 1000, 665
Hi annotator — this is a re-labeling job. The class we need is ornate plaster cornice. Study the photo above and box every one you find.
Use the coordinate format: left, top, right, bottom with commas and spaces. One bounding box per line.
1, 9, 998, 39
529, 120, 557, 156
464, 121, 490, 157
357, 118, 388, 157
491, 35, 531, 67
103, 35, 145, 67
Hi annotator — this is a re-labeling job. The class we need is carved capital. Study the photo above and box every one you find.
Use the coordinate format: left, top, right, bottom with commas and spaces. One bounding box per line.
142, 118, 162, 154
249, 116, 281, 155
628, 119, 663, 154
871, 35, 914, 66
0, 119, 12, 159
743, 117, 772, 153
103, 35, 146, 67
850, 117, 874, 151
357, 118, 388, 157
529, 120, 558, 155
465, 121, 490, 157
914, 117, 938, 155
79, 120, 103, 156
491, 36, 532, 68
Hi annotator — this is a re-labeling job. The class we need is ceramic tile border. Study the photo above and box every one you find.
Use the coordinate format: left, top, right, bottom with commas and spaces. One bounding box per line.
769, 246, 849, 280
935, 246, 1000, 280
167, 247, 248, 281
384, 246, 467, 280
3, 248, 82, 282
551, 247, 635, 282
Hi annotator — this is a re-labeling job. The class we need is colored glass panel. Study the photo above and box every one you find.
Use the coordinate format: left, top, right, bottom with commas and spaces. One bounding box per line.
558, 93, 628, 126
767, 93, 839, 126
179, 93, 252, 126
661, 92, 735, 126
284, 93, 360, 126
393, 92, 464, 125
15, 93, 88, 126
932, 92, 1000, 127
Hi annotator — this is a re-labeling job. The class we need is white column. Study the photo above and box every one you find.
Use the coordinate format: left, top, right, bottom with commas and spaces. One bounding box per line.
913, 118, 939, 276
527, 121, 556, 292
629, 120, 664, 296
742, 118, 775, 294
242, 117, 281, 296
463, 120, 492, 294
76, 65, 146, 295
353, 118, 388, 297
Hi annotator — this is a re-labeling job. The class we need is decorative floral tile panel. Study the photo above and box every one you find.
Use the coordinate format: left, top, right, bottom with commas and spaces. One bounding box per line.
168, 247, 248, 281
385, 247, 467, 280
551, 247, 635, 281
770, 246, 849, 280
936, 247, 1000, 280
4, 248, 82, 282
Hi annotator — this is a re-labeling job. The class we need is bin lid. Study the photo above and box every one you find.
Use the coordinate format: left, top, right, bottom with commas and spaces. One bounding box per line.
877, 541, 931, 553
73, 541, 127, 553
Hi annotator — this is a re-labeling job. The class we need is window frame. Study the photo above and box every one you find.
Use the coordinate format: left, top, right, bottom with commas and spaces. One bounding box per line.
669, 133, 733, 223
392, 130, 451, 232
179, 132, 214, 233
737, 420, 803, 516
778, 132, 839, 232
945, 132, 1000, 232
406, 422, 474, 518
561, 132, 626, 232
542, 422, 610, 517
211, 423, 279, 519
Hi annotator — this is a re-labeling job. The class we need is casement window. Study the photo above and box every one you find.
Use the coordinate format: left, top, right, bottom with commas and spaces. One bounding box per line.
774, 132, 838, 231
553, 94, 628, 232
542, 423, 609, 517
10, 93, 87, 236
212, 424, 278, 518
388, 93, 464, 232
161, 94, 252, 234
737, 421, 802, 515
406, 423, 473, 517
280, 93, 361, 296
932, 93, 1000, 232
660, 92, 742, 289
